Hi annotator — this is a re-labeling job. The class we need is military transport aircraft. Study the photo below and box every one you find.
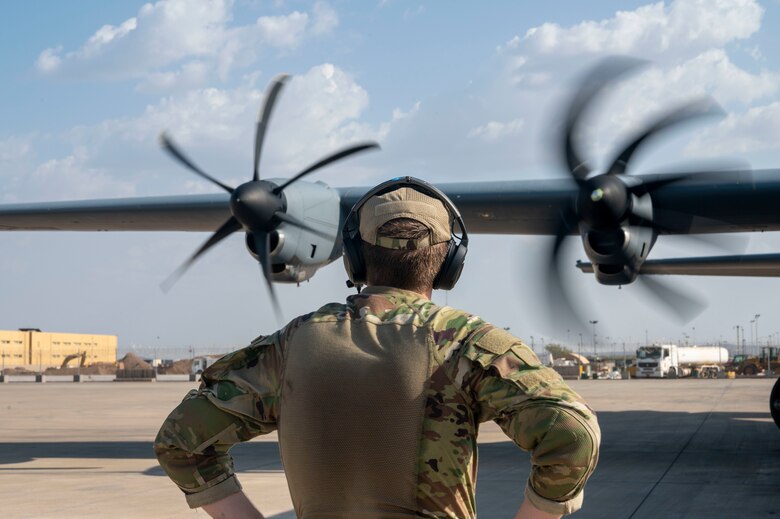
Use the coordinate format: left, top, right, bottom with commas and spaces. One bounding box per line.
1, 58, 779, 428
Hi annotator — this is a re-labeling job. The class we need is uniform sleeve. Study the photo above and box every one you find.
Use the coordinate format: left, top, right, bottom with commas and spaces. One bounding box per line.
461, 328, 600, 516
154, 331, 285, 508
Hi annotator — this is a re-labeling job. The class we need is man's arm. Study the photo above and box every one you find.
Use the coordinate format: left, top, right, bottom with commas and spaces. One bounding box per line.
462, 328, 600, 517
202, 491, 265, 519
154, 388, 273, 508
154, 334, 283, 510
515, 498, 562, 519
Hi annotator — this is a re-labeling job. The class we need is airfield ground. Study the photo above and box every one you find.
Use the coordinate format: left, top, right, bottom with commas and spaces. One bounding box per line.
0, 378, 777, 518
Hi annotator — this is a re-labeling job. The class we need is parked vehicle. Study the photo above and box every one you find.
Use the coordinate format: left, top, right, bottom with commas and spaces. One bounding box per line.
191, 355, 220, 374
635, 344, 729, 378
725, 347, 779, 376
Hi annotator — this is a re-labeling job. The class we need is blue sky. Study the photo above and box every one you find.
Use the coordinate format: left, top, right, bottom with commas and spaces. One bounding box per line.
2, 0, 780, 356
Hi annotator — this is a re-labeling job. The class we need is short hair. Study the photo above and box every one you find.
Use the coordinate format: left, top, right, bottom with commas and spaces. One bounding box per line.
362, 218, 449, 292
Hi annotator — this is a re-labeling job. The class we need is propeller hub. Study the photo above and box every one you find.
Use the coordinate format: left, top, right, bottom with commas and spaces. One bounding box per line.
590, 188, 605, 202
577, 175, 630, 229
230, 180, 286, 232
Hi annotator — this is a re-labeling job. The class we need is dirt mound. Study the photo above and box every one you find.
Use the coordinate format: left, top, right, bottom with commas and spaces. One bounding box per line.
158, 359, 192, 375
3, 367, 36, 375
119, 352, 153, 370
45, 362, 117, 375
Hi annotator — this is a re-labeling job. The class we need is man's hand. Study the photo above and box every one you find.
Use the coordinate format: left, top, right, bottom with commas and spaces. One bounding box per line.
515, 498, 563, 519
202, 491, 265, 519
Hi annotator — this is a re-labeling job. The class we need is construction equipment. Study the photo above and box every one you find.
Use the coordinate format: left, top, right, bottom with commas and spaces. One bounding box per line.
727, 347, 780, 376
60, 351, 86, 369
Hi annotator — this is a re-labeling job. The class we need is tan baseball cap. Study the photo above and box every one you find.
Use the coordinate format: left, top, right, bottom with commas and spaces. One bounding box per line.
359, 186, 452, 250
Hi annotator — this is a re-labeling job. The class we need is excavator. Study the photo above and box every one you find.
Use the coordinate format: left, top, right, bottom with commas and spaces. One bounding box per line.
60, 351, 86, 370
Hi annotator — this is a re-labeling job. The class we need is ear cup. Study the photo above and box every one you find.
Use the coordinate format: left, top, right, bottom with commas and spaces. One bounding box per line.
341, 210, 367, 285
433, 240, 468, 290
342, 228, 367, 285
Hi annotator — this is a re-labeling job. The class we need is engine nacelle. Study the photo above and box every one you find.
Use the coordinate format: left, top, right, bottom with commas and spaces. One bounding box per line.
244, 179, 342, 283
581, 224, 656, 285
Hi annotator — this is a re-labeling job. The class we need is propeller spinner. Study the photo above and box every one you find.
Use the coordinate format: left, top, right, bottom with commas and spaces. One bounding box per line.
159, 74, 380, 320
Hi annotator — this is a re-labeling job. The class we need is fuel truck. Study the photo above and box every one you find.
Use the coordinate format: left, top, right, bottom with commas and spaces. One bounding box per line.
635, 344, 729, 378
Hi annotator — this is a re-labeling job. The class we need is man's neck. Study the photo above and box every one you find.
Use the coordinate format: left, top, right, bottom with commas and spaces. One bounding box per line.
366, 283, 432, 299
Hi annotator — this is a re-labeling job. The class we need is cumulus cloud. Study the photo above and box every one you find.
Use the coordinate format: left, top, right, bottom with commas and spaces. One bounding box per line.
311, 2, 339, 35
8, 64, 411, 201
487, 0, 780, 173
468, 119, 524, 141
686, 102, 780, 155
0, 136, 33, 162
27, 147, 136, 201
35, 0, 339, 91
506, 0, 762, 61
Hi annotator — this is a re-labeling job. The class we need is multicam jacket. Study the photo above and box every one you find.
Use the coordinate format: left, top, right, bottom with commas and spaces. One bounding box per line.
155, 286, 600, 518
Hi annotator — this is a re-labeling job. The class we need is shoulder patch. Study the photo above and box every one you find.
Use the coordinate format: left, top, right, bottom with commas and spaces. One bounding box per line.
474, 328, 518, 355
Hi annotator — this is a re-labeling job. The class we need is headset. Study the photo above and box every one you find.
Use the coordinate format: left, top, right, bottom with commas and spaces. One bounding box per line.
341, 176, 469, 291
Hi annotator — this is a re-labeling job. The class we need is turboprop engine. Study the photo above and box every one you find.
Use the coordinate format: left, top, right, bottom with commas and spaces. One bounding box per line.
243, 179, 342, 283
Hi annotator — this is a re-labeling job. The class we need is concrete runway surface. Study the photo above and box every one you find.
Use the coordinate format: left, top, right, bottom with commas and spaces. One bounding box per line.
0, 378, 777, 518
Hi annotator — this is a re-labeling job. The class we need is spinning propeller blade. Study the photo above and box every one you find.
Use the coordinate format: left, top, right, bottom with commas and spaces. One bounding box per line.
160, 217, 242, 293
160, 133, 234, 193
254, 75, 289, 182
544, 57, 746, 326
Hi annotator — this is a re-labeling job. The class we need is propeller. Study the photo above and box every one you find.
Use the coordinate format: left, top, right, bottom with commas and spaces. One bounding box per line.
546, 57, 743, 327
159, 74, 380, 320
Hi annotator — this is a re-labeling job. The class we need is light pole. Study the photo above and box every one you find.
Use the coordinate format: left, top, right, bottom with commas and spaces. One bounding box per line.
692, 326, 696, 345
750, 319, 755, 356
734, 325, 741, 355
755, 314, 761, 356
589, 320, 598, 358
622, 341, 629, 380
566, 329, 571, 350
578, 333, 583, 358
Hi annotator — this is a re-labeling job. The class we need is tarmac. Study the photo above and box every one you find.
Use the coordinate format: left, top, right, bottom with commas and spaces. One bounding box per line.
0, 378, 777, 518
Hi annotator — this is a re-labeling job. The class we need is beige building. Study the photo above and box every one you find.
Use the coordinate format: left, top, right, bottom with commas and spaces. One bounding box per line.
0, 330, 28, 368
0, 329, 117, 370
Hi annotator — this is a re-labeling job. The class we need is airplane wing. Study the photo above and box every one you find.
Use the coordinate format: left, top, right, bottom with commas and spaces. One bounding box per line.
0, 194, 230, 232
2, 170, 779, 235
577, 253, 780, 277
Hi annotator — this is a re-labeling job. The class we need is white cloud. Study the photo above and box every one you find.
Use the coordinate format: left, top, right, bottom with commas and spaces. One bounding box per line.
311, 2, 339, 35
87, 18, 139, 52
0, 136, 33, 162
35, 0, 339, 90
28, 147, 136, 201
468, 119, 525, 141
686, 101, 780, 155
256, 11, 309, 48
512, 0, 762, 60
137, 60, 211, 93
35, 46, 62, 73
483, 0, 780, 176
7, 64, 408, 201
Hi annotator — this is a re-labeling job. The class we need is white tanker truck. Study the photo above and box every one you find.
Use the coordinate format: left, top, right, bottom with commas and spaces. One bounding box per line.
635, 344, 729, 379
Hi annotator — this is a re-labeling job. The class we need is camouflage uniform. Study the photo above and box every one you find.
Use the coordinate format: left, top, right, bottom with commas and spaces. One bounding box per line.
155, 286, 600, 517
